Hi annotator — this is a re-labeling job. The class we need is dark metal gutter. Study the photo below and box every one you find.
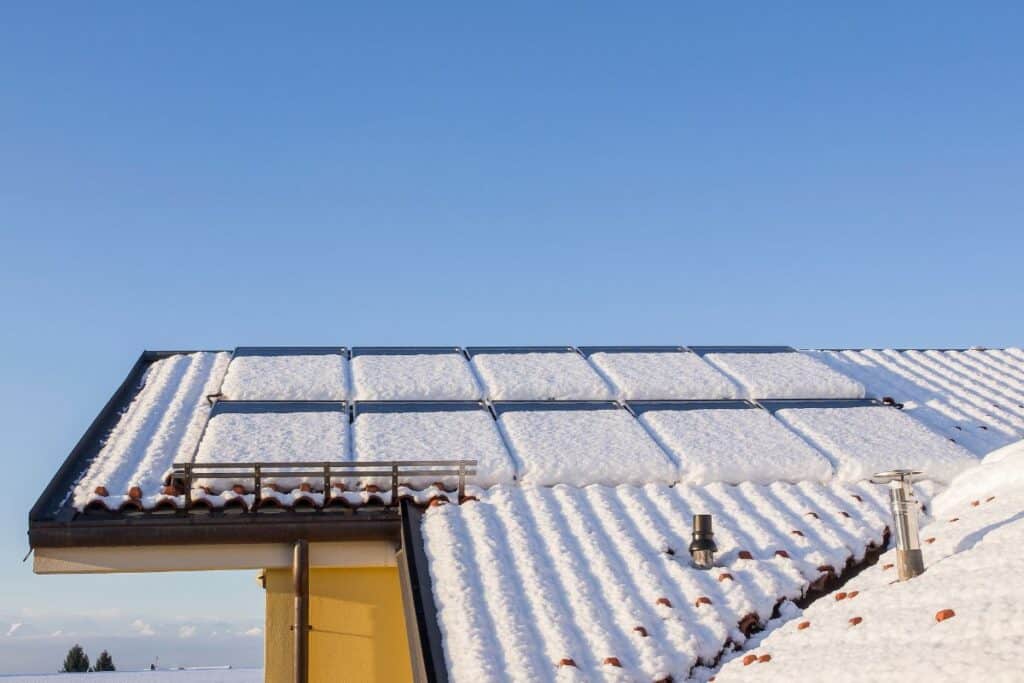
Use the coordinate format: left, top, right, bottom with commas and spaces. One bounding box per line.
398, 500, 448, 683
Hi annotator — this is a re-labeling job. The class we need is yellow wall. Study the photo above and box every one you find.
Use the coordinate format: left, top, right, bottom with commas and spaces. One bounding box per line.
264, 566, 413, 683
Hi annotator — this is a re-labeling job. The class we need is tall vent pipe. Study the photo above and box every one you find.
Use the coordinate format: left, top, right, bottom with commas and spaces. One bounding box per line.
689, 514, 717, 569
872, 469, 925, 581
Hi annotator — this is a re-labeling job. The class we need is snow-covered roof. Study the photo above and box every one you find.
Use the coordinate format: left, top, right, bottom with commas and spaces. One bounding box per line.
33, 345, 1024, 683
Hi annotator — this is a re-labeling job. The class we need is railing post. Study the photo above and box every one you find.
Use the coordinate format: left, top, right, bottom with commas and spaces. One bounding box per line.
391, 464, 399, 506
254, 464, 262, 509
322, 464, 330, 498
458, 463, 466, 502
183, 463, 193, 510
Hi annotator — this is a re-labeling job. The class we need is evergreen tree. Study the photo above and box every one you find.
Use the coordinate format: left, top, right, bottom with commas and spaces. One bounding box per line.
60, 644, 90, 673
92, 650, 116, 672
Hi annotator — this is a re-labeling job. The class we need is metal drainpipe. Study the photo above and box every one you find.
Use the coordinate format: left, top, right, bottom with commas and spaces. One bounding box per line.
872, 469, 925, 581
293, 539, 309, 683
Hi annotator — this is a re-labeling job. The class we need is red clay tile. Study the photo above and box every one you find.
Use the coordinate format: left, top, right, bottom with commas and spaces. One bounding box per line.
935, 609, 956, 622
849, 616, 863, 626
742, 654, 758, 666
797, 621, 811, 630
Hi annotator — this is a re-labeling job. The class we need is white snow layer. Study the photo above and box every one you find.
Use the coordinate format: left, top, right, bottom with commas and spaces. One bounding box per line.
713, 439, 1024, 683
641, 408, 834, 485
497, 409, 678, 486
352, 410, 516, 488
776, 406, 977, 484
220, 353, 348, 400
589, 352, 741, 400
351, 353, 482, 400
194, 410, 349, 491
808, 348, 1024, 455
704, 352, 866, 399
72, 352, 231, 510
471, 352, 613, 401
421, 480, 892, 683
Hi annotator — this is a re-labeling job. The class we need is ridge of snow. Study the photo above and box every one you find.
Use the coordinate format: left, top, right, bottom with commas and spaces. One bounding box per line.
705, 353, 866, 399
220, 353, 349, 400
589, 352, 741, 401
471, 353, 613, 401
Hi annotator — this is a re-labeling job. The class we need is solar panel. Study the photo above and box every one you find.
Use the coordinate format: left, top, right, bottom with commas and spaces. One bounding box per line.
589, 350, 742, 401
471, 351, 614, 401
350, 350, 483, 401
220, 350, 349, 401
703, 351, 867, 399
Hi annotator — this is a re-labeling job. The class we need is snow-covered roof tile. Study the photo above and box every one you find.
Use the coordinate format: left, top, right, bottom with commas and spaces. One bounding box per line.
471, 352, 614, 400
352, 406, 515, 488
775, 405, 976, 484
496, 406, 676, 486
589, 351, 741, 400
713, 439, 1024, 682
422, 481, 892, 682
351, 352, 482, 401
220, 351, 349, 401
639, 406, 834, 485
704, 352, 866, 399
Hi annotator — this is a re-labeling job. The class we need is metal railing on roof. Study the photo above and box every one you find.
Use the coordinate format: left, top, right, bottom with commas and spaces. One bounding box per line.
170, 460, 477, 509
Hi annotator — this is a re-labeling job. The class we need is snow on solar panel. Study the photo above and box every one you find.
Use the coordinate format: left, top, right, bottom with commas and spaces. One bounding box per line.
703, 352, 866, 399
351, 353, 482, 400
193, 407, 349, 491
775, 405, 977, 483
220, 353, 349, 400
590, 351, 741, 400
640, 407, 833, 484
352, 408, 515, 488
497, 408, 676, 485
471, 352, 613, 400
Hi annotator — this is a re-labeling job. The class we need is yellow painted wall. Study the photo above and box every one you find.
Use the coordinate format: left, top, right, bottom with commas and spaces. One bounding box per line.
264, 566, 413, 683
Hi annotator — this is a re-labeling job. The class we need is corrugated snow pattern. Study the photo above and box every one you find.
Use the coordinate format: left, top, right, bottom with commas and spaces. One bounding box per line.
498, 409, 676, 486
714, 440, 1024, 683
640, 408, 833, 485
422, 481, 892, 683
72, 352, 231, 510
808, 348, 1024, 456
220, 354, 349, 400
776, 406, 976, 484
352, 410, 516, 488
194, 410, 349, 491
589, 352, 741, 400
351, 353, 482, 401
705, 353, 866, 399
472, 352, 614, 400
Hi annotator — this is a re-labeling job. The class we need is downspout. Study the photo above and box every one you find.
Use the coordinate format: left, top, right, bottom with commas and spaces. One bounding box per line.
293, 539, 309, 683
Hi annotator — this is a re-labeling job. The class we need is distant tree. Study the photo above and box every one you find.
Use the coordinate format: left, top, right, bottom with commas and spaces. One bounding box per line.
92, 650, 116, 672
60, 644, 90, 672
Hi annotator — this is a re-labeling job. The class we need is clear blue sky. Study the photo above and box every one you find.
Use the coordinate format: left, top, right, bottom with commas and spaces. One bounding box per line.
1, 1, 1022, 673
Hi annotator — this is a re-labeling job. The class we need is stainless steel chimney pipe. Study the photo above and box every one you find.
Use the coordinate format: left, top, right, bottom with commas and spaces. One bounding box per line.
689, 514, 717, 569
872, 469, 925, 581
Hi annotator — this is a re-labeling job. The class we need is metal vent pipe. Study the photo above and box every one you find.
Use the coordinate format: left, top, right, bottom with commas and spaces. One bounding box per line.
689, 514, 717, 569
872, 469, 925, 581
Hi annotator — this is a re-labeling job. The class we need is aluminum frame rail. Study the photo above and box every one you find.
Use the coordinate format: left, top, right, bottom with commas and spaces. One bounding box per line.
170, 460, 478, 508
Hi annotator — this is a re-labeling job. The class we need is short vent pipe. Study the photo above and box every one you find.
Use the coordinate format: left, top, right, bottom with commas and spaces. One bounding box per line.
873, 469, 925, 581
689, 514, 717, 569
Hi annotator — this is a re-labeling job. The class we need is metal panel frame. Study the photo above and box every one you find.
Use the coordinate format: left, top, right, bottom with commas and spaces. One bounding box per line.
627, 399, 757, 416
398, 500, 449, 683
351, 347, 464, 357
464, 346, 574, 357
210, 400, 347, 416
578, 346, 686, 357
490, 400, 621, 417
233, 346, 347, 357
689, 345, 796, 356
757, 398, 882, 413
352, 401, 487, 418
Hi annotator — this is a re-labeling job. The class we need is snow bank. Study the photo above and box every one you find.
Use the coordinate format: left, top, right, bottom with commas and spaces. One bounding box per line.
713, 443, 1024, 683
589, 352, 740, 400
640, 408, 833, 484
73, 352, 231, 509
351, 353, 482, 400
422, 481, 891, 683
353, 410, 516, 488
220, 353, 348, 400
472, 353, 613, 401
704, 352, 866, 399
497, 408, 676, 486
776, 406, 977, 484
194, 410, 349, 491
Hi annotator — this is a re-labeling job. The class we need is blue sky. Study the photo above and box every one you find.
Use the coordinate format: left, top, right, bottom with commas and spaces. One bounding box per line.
2, 1, 1022, 673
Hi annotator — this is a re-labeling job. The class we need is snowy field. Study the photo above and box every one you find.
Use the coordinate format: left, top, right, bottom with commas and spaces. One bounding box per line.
0, 670, 261, 683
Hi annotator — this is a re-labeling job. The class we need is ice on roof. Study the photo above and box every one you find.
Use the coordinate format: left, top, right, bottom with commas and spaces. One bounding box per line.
220, 353, 349, 401
352, 409, 516, 488
472, 352, 613, 401
351, 353, 482, 401
194, 409, 349, 492
497, 408, 676, 486
640, 407, 833, 485
809, 348, 1024, 455
589, 351, 741, 400
713, 439, 1024, 682
776, 405, 977, 484
704, 352, 866, 399
72, 352, 231, 510
422, 480, 892, 682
